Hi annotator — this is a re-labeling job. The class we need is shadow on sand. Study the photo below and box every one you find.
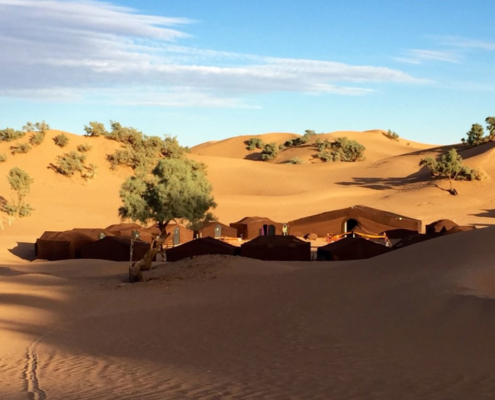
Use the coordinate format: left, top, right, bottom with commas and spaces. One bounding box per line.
9, 242, 36, 261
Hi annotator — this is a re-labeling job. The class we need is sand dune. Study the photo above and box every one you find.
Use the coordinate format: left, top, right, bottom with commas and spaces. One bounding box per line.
2, 228, 495, 399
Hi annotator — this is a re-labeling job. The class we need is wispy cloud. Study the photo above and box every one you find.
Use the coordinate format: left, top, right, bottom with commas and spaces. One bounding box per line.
0, 0, 426, 107
395, 49, 461, 64
436, 36, 495, 51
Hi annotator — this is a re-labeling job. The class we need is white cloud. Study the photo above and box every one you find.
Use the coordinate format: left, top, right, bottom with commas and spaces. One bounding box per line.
436, 36, 495, 51
0, 0, 426, 107
395, 49, 461, 64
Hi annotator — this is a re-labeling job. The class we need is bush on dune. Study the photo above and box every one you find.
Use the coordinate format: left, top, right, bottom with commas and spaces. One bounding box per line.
317, 137, 365, 162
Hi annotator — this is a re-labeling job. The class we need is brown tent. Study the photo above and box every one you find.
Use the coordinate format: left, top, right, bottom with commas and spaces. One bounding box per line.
195, 222, 237, 239
78, 236, 150, 261
425, 219, 458, 234
139, 223, 194, 246
317, 237, 392, 261
35, 231, 94, 261
395, 225, 476, 249
230, 216, 283, 240
71, 228, 115, 240
240, 235, 311, 261
289, 205, 422, 237
105, 223, 143, 233
166, 237, 239, 262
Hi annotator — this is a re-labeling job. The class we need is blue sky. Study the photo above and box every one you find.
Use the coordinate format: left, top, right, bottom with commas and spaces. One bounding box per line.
1, 0, 494, 146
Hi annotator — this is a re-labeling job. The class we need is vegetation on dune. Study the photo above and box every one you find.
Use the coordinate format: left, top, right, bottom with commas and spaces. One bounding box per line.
53, 133, 69, 148
11, 142, 32, 155
29, 131, 46, 146
1, 167, 34, 226
0, 128, 25, 142
461, 116, 495, 145
383, 130, 399, 141
23, 121, 50, 133
83, 121, 187, 172
420, 148, 487, 195
53, 151, 86, 177
245, 137, 264, 151
77, 143, 92, 153
288, 157, 303, 164
279, 130, 317, 151
261, 142, 279, 161
0, 154, 6, 163
317, 137, 365, 162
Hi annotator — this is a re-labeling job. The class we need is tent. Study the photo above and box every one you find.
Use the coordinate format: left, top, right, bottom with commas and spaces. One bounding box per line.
289, 205, 422, 237
139, 223, 194, 246
425, 219, 458, 234
195, 222, 237, 239
105, 223, 143, 233
240, 235, 311, 261
166, 237, 239, 262
35, 231, 94, 261
71, 228, 114, 240
230, 217, 283, 240
395, 225, 476, 249
78, 236, 150, 261
317, 237, 392, 261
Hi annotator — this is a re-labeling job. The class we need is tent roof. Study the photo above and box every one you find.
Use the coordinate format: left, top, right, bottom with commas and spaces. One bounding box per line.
242, 235, 308, 247
231, 216, 281, 225
319, 237, 388, 252
39, 230, 94, 242
105, 223, 143, 232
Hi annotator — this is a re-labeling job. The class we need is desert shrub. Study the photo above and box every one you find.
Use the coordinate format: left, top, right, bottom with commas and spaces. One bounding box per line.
53, 133, 69, 147
383, 130, 399, 141
317, 137, 365, 162
261, 142, 278, 161
108, 149, 136, 169
23, 121, 50, 133
55, 151, 86, 176
246, 138, 264, 150
29, 131, 45, 146
106, 121, 143, 145
278, 144, 286, 151
11, 142, 32, 155
84, 121, 107, 137
77, 143, 92, 152
2, 168, 34, 222
288, 157, 303, 164
0, 154, 6, 163
81, 164, 98, 180
0, 128, 25, 142
461, 123, 485, 146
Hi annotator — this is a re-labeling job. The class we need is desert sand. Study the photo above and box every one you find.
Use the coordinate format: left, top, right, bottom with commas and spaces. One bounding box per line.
1, 129, 495, 399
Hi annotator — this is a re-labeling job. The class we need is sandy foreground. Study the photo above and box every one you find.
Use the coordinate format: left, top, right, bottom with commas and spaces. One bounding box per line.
2, 228, 495, 399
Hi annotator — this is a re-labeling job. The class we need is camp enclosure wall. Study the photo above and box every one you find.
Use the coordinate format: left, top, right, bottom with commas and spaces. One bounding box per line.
137, 223, 194, 245
240, 235, 311, 261
78, 236, 150, 261
289, 205, 422, 237
230, 217, 283, 240
317, 237, 393, 261
166, 237, 239, 262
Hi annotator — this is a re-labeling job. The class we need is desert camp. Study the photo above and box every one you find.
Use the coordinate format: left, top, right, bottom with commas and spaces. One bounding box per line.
3, 1, 495, 399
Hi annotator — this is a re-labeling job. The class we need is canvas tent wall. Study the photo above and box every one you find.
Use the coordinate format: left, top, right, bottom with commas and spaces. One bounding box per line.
288, 205, 422, 237
36, 231, 94, 261
240, 235, 311, 261
317, 237, 392, 261
166, 237, 239, 262
78, 236, 150, 261
230, 217, 283, 240
196, 222, 237, 239
425, 219, 458, 234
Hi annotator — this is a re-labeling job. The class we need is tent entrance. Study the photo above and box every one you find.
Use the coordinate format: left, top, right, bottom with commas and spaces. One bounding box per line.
214, 224, 222, 238
173, 227, 180, 245
343, 218, 359, 233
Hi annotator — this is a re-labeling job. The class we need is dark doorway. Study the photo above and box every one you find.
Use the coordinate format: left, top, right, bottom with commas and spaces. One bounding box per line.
344, 219, 359, 232
267, 225, 276, 236
173, 227, 180, 245
214, 224, 222, 238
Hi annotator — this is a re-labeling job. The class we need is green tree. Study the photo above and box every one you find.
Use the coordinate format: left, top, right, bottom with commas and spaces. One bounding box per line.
486, 117, 495, 141
2, 168, 34, 223
420, 148, 467, 194
462, 123, 485, 145
119, 158, 216, 281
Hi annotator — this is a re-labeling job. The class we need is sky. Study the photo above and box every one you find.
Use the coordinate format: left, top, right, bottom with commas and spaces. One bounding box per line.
1, 0, 494, 146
